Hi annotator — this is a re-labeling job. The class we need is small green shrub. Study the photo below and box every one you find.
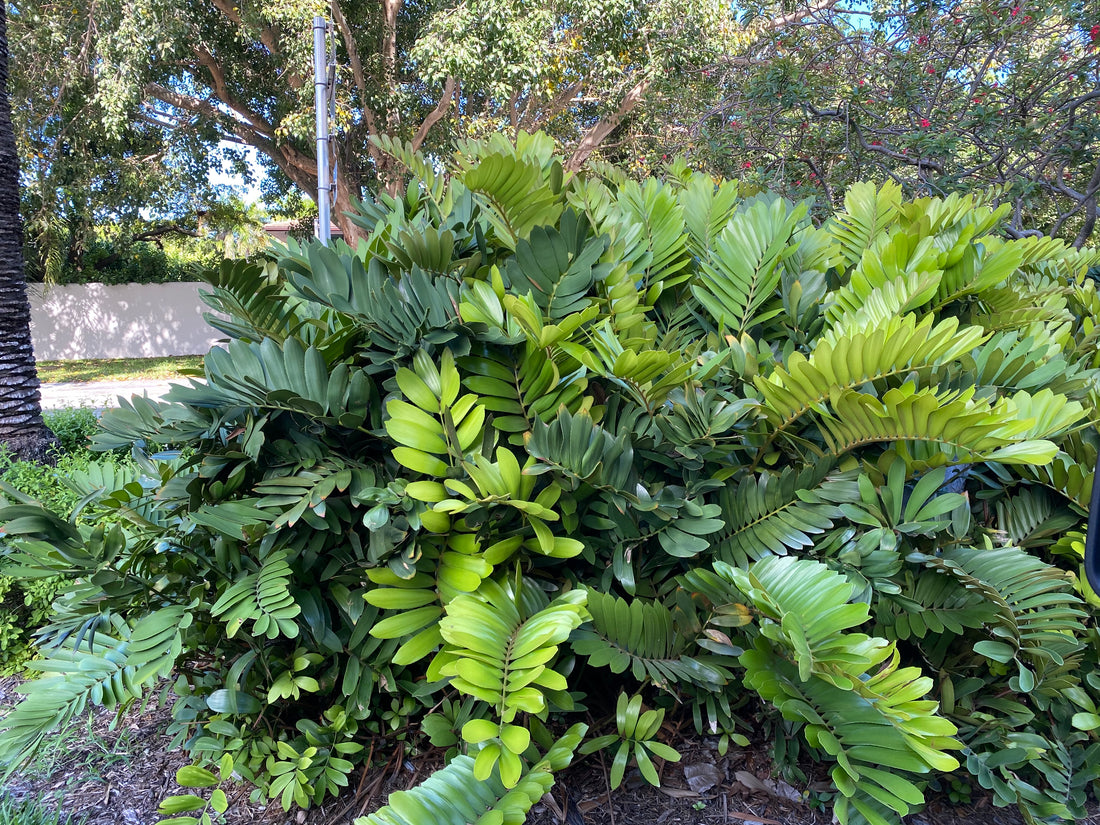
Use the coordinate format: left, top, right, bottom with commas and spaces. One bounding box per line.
0, 441, 132, 673
0, 575, 67, 676
41, 409, 101, 457
1, 134, 1098, 825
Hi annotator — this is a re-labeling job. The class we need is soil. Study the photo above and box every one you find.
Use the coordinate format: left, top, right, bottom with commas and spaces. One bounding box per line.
0, 677, 1093, 825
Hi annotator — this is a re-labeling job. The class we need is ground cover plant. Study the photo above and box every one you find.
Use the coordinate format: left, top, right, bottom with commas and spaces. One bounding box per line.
0, 408, 131, 674
0, 134, 1098, 825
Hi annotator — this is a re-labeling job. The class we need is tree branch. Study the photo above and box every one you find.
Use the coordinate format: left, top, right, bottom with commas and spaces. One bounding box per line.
764, 0, 841, 30
566, 76, 653, 171
410, 77, 456, 152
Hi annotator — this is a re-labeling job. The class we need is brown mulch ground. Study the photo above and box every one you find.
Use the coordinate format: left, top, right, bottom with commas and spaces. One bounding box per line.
1, 676, 1094, 825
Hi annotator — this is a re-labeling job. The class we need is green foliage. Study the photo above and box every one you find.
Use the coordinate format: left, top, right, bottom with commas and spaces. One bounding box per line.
580, 693, 682, 788
2, 138, 1099, 825
0, 794, 85, 825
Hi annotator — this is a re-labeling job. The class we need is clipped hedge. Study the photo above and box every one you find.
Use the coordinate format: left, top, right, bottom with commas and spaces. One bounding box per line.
1, 133, 1099, 825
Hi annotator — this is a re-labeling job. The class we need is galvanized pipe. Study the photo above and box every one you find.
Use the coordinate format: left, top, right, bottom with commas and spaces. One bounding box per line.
313, 16, 331, 245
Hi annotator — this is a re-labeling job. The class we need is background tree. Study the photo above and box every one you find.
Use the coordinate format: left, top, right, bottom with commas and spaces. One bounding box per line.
10, 0, 745, 244
0, 3, 56, 460
647, 0, 1100, 245
7, 1, 239, 282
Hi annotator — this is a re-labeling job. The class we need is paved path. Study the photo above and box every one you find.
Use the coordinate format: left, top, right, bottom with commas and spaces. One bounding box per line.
39, 379, 184, 410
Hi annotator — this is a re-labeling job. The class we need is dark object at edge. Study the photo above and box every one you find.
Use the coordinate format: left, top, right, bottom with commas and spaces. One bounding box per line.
1084, 449, 1100, 595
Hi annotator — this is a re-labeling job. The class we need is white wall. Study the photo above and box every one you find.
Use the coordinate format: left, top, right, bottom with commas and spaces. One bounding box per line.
28, 282, 224, 361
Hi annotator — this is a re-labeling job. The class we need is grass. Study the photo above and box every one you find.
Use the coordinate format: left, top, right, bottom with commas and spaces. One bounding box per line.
36, 356, 204, 384
0, 794, 85, 825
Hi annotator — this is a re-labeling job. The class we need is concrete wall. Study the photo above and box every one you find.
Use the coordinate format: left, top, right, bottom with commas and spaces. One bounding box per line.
28, 282, 223, 361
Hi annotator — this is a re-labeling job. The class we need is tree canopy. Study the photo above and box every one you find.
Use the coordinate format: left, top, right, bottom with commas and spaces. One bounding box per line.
637, 0, 1100, 244
8, 0, 1098, 248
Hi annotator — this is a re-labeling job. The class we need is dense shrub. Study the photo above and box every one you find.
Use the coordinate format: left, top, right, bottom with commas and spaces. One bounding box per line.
1, 134, 1098, 825
0, 410, 132, 673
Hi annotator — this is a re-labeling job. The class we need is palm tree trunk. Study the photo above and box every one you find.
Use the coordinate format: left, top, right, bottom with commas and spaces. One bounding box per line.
0, 5, 57, 462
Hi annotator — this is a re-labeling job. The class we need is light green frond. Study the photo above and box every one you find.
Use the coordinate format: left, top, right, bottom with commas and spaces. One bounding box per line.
817, 385, 1057, 464
932, 240, 1025, 310
680, 171, 742, 261
958, 329, 1090, 396
828, 181, 903, 270
693, 197, 807, 335
614, 178, 692, 301
757, 314, 985, 432
825, 230, 942, 333
461, 150, 564, 247
359, 724, 586, 825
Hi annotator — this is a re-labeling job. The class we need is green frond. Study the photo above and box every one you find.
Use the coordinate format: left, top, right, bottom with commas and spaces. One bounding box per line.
428, 580, 586, 786
995, 487, 1080, 550
504, 209, 608, 321
358, 723, 586, 825
756, 314, 985, 432
460, 345, 589, 446
368, 134, 444, 202
817, 385, 1058, 464
1003, 389, 1086, 440
968, 283, 1072, 334
286, 247, 463, 363
525, 408, 636, 496
876, 569, 997, 640
733, 556, 961, 825
210, 551, 301, 640
199, 259, 300, 344
1022, 436, 1096, 510
163, 336, 375, 430
693, 197, 807, 335
571, 590, 731, 691
0, 608, 184, 767
828, 181, 903, 270
712, 466, 847, 566
913, 545, 1086, 673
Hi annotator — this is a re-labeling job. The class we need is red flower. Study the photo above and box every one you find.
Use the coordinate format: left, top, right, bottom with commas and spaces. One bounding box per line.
926, 66, 936, 74
1091, 24, 1100, 41
742, 161, 753, 170
920, 118, 931, 127
1010, 6, 1019, 16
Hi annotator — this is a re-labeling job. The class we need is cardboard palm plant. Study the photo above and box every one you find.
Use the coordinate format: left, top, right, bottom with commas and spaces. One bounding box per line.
1, 133, 1098, 825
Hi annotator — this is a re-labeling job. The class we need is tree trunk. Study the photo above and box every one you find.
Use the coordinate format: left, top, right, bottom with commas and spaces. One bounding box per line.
0, 6, 58, 462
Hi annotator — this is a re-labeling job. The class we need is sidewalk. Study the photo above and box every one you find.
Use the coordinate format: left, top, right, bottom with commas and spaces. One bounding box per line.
38, 379, 184, 411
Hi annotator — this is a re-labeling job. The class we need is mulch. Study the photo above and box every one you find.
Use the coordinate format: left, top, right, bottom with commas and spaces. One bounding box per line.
0, 676, 1091, 825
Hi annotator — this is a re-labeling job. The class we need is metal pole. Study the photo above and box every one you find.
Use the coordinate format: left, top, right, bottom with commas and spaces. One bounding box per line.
313, 16, 331, 245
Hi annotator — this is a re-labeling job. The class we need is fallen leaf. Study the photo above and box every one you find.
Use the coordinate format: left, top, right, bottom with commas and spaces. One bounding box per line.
684, 762, 724, 794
